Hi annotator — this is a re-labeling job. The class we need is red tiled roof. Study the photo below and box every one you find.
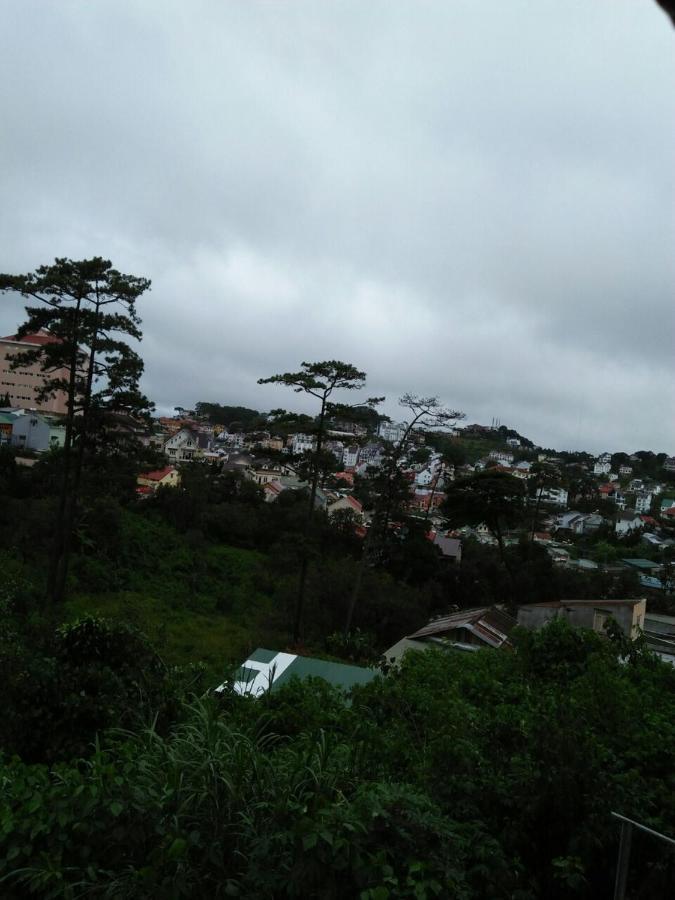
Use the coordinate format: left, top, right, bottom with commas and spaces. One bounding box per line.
334, 471, 354, 484
139, 465, 175, 481
2, 331, 60, 345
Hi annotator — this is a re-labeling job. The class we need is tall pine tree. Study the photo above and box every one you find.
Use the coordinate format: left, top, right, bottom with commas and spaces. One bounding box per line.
0, 257, 153, 603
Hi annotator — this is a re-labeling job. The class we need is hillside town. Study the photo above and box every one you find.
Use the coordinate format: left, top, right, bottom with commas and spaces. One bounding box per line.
4, 328, 675, 670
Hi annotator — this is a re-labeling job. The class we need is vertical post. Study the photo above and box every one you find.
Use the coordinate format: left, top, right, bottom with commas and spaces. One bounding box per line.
614, 820, 633, 900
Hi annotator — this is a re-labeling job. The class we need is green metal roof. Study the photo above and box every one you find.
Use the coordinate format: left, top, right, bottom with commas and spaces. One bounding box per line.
621, 558, 661, 570
231, 648, 377, 696
274, 655, 376, 691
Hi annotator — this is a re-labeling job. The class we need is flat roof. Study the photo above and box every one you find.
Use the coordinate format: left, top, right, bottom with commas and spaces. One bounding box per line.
524, 598, 645, 608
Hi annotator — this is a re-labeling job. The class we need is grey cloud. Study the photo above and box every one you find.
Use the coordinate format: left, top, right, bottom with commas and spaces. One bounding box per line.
1, 0, 673, 453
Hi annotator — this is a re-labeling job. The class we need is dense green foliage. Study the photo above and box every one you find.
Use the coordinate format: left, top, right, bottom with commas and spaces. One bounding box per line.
2, 622, 675, 897
194, 402, 265, 429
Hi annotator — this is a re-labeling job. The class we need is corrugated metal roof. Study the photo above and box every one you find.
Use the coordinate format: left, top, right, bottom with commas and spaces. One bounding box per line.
221, 648, 377, 697
408, 606, 516, 646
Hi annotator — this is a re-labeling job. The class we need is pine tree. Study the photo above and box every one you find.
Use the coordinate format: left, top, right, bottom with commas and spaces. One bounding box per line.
0, 257, 153, 603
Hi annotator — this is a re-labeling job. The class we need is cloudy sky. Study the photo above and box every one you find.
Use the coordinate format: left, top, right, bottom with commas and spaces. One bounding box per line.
1, 1, 673, 453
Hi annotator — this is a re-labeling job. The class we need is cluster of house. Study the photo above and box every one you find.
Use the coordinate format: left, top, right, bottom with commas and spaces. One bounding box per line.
0, 407, 66, 452
131, 420, 675, 585
133, 415, 457, 516
226, 595, 675, 698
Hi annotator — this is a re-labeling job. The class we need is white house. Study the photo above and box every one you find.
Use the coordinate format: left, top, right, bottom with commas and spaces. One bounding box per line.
343, 445, 360, 468
291, 433, 315, 455
555, 511, 599, 534
538, 486, 568, 507
224, 432, 245, 449
358, 443, 384, 467
634, 491, 653, 514
614, 490, 627, 510
415, 467, 435, 487
164, 427, 199, 462
615, 511, 643, 537
593, 461, 611, 475
488, 450, 514, 464
10, 412, 65, 452
619, 465, 633, 476
378, 421, 408, 444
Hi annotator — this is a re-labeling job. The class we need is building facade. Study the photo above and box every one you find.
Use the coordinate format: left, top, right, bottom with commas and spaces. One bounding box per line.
0, 332, 69, 415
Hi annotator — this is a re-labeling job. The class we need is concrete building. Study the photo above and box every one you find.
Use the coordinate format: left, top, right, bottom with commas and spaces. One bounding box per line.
0, 332, 70, 414
10, 411, 65, 452
291, 433, 315, 455
517, 598, 646, 639
537, 486, 568, 507
0, 412, 14, 444
378, 421, 408, 444
343, 445, 360, 468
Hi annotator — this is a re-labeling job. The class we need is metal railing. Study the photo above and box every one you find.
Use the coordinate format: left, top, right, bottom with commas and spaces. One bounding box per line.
612, 812, 675, 900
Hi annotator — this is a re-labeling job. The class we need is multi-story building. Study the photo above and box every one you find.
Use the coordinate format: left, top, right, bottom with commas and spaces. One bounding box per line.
0, 332, 69, 414
343, 445, 360, 468
291, 433, 315, 456
488, 449, 515, 464
633, 491, 653, 514
537, 486, 568, 507
378, 421, 408, 444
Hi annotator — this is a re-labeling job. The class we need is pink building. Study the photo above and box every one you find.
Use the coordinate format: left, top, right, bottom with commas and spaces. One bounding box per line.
0, 332, 69, 415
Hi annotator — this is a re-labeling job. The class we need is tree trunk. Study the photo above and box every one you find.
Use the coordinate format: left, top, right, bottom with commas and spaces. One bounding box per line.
423, 465, 444, 524
52, 299, 100, 604
293, 397, 327, 643
47, 299, 82, 604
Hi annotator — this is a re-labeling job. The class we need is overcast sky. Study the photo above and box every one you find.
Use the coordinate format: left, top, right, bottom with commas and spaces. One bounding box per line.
1, 1, 673, 453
